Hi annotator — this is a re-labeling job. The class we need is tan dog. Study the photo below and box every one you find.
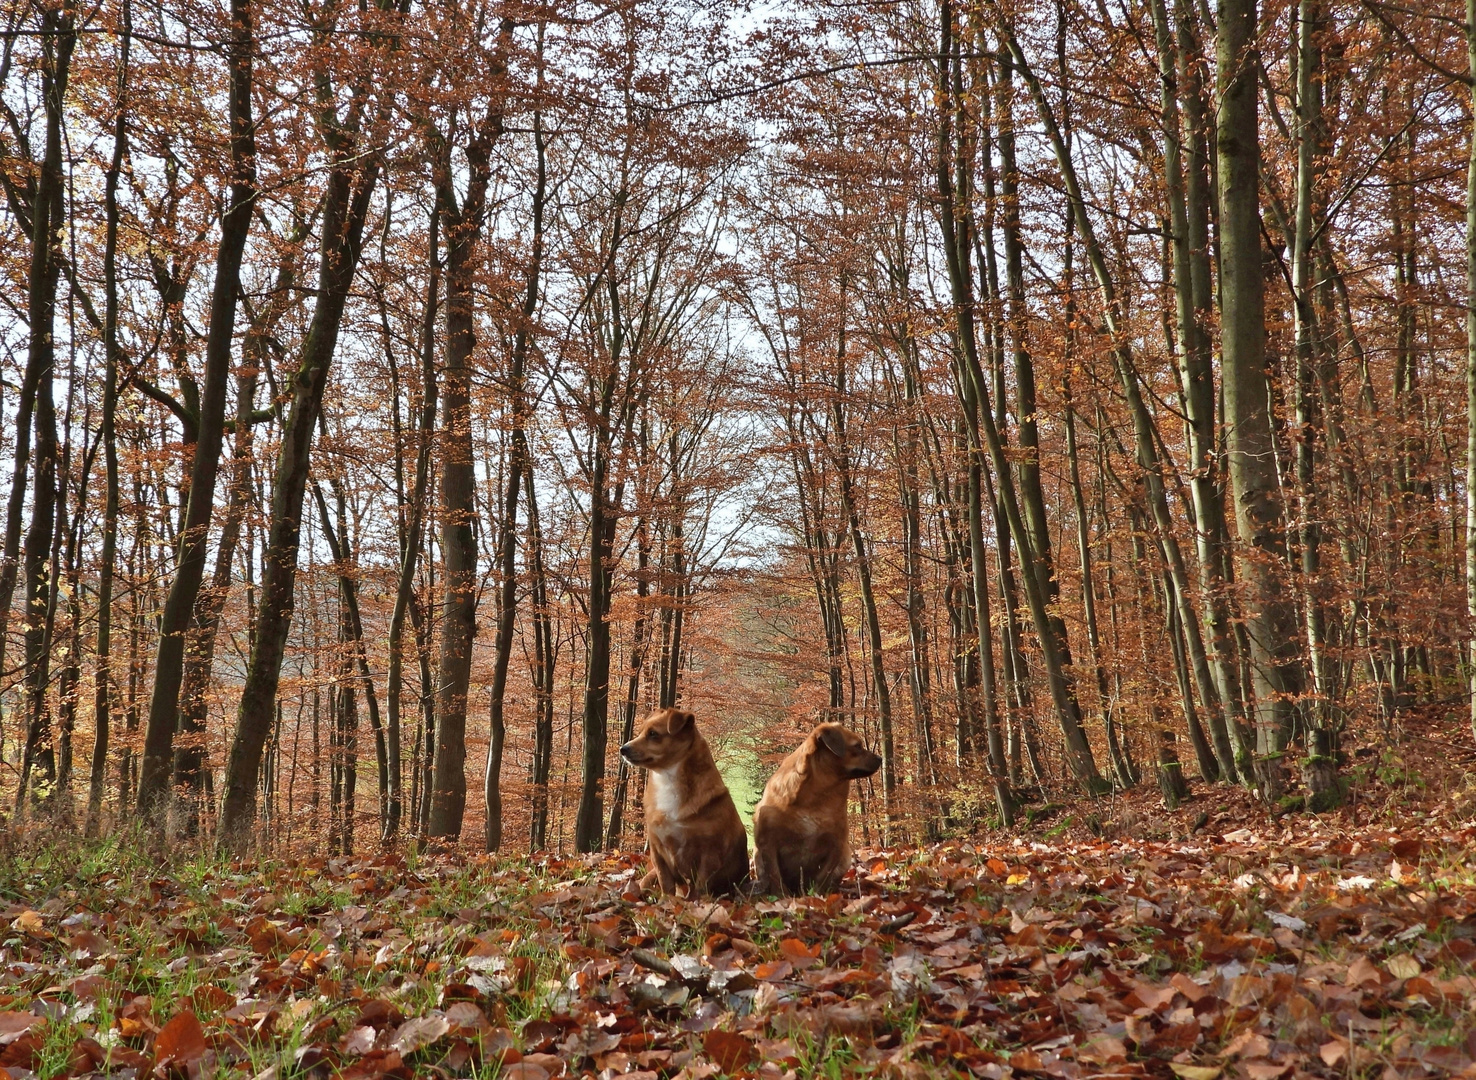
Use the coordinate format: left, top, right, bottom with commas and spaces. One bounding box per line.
752, 723, 882, 896
619, 707, 750, 896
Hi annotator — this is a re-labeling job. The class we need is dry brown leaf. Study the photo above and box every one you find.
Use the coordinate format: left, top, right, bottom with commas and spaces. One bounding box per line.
1169, 1064, 1222, 1080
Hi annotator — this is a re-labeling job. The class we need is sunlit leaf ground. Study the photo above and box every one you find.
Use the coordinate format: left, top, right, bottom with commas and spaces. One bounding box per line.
3, 750, 1475, 1080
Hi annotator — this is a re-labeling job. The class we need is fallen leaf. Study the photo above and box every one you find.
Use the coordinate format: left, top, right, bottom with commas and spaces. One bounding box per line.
1385, 953, 1421, 980
154, 1010, 208, 1074
1319, 1041, 1348, 1067
1346, 955, 1383, 987
1170, 1065, 1222, 1080
703, 1030, 754, 1074
1241, 1060, 1291, 1080
1077, 1035, 1128, 1064
11, 911, 45, 936
390, 1014, 450, 1055
500, 1064, 550, 1080
0, 1013, 38, 1046
344, 1026, 376, 1055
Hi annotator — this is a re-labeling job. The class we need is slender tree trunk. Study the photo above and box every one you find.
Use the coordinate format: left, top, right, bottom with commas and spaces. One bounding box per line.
218, 103, 384, 850
16, 5, 75, 813
312, 478, 388, 838
658, 465, 686, 710
1465, 0, 1476, 744
942, 6, 1106, 794
172, 222, 304, 837
606, 429, 650, 850
426, 19, 513, 841
57, 464, 83, 805
830, 333, 896, 811
889, 334, 939, 791
136, 0, 257, 824
428, 210, 480, 841
526, 458, 555, 852
386, 207, 439, 843
1217, 0, 1300, 800
427, 216, 479, 841
1065, 390, 1133, 788
1291, 0, 1341, 808
577, 438, 618, 851
575, 175, 636, 854
1153, 0, 1251, 772
485, 106, 544, 852
87, 2, 130, 834
936, 4, 1025, 820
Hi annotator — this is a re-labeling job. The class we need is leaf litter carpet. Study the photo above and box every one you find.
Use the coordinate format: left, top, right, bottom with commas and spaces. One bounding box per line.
2, 814, 1474, 1080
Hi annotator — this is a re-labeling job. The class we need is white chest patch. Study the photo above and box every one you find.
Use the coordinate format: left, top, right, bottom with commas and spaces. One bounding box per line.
649, 770, 684, 820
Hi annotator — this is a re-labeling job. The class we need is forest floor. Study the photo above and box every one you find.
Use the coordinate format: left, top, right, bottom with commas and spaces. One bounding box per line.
3, 718, 1476, 1080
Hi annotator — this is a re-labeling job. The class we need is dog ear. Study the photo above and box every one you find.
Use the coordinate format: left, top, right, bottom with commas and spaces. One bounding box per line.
818, 725, 848, 758
667, 709, 693, 734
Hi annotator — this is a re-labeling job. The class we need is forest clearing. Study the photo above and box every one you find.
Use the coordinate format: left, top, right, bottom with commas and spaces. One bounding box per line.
5, 0, 1476, 1072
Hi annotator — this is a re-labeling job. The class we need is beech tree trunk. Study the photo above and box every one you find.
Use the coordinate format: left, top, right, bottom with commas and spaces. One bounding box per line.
936, 2, 1028, 821
16, 5, 74, 812
136, 0, 257, 825
1216, 0, 1301, 800
1466, 0, 1476, 744
485, 103, 544, 852
87, 1, 130, 834
830, 325, 896, 812
218, 93, 385, 850
525, 458, 556, 852
385, 207, 439, 843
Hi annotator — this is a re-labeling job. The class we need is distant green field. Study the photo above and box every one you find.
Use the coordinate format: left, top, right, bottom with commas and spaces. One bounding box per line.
717, 745, 765, 839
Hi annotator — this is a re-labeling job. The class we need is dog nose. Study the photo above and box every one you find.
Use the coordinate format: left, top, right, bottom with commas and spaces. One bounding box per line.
619, 743, 636, 762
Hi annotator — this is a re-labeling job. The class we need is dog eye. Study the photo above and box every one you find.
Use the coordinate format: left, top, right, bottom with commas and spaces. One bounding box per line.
650, 732, 663, 741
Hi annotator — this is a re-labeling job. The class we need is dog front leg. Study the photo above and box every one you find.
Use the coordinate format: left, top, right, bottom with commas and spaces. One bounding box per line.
643, 849, 678, 894
640, 852, 663, 892
753, 843, 784, 897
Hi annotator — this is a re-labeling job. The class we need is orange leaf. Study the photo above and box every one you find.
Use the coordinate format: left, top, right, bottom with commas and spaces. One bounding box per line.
703, 1030, 754, 1074
778, 938, 820, 960
154, 1011, 208, 1066
188, 986, 235, 1017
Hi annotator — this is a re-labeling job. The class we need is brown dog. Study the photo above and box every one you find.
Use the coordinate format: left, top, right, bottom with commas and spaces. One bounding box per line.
752, 723, 882, 896
619, 707, 750, 896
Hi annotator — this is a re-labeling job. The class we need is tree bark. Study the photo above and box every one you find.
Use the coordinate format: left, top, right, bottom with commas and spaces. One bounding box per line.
136, 0, 257, 825
936, 2, 1029, 820
1216, 0, 1301, 800
87, 0, 130, 834
485, 103, 544, 852
217, 84, 385, 850
16, 4, 75, 812
606, 421, 651, 850
172, 215, 307, 838
829, 324, 897, 812
1466, 0, 1476, 745
939, 12, 1104, 796
575, 176, 635, 853
385, 206, 439, 843
525, 458, 556, 852
1150, 0, 1250, 775
312, 476, 388, 841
